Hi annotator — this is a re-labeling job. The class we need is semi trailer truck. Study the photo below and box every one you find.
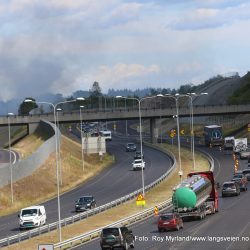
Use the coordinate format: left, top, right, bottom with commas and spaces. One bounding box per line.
204, 125, 224, 147
172, 171, 218, 220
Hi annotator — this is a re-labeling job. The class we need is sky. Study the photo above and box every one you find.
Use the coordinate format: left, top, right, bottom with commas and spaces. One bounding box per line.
0, 0, 250, 102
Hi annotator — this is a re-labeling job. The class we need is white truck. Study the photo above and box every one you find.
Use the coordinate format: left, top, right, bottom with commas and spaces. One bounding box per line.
100, 130, 112, 141
224, 136, 235, 150
233, 138, 247, 153
18, 205, 46, 230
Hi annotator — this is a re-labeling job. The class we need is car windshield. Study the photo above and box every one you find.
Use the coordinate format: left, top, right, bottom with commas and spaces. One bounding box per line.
233, 174, 243, 179
21, 209, 38, 217
232, 178, 241, 182
243, 170, 250, 174
127, 143, 135, 147
79, 197, 92, 203
223, 183, 235, 188
102, 228, 119, 236
134, 160, 142, 163
159, 214, 174, 220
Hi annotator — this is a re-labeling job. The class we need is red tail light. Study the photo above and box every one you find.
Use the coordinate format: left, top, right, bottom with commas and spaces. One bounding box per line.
170, 219, 176, 224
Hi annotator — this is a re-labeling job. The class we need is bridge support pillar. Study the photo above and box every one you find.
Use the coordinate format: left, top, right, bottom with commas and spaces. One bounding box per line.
28, 123, 39, 135
150, 118, 157, 144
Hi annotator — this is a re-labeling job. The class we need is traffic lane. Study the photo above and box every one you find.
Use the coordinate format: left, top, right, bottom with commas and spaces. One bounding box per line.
73, 186, 250, 250
55, 138, 171, 219
0, 136, 172, 239
73, 146, 250, 250
0, 149, 18, 166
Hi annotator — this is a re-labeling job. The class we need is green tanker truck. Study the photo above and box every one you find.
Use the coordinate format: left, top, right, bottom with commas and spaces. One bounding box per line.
172, 171, 218, 220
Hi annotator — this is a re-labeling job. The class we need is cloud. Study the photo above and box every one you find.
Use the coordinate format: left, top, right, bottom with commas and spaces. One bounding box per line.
168, 2, 250, 30
54, 63, 162, 94
0, 0, 250, 104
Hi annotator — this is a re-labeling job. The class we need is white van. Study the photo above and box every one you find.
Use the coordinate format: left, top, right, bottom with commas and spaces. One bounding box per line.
18, 205, 46, 230
100, 130, 112, 141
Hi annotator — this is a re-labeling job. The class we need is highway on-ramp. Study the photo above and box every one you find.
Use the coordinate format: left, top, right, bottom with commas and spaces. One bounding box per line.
74, 146, 250, 250
0, 135, 173, 243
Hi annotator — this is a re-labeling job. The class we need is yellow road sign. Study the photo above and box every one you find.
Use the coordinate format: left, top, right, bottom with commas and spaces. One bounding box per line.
136, 193, 146, 206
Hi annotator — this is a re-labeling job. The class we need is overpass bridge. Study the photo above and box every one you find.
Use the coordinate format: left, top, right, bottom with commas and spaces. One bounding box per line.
0, 103, 250, 141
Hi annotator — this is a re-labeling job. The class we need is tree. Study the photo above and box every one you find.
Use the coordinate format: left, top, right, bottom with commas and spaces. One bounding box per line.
89, 81, 102, 97
18, 97, 38, 115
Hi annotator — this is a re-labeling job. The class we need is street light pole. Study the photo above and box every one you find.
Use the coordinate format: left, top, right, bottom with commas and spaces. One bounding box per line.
116, 95, 156, 197
157, 94, 183, 181
56, 108, 63, 186
186, 92, 208, 171
24, 97, 84, 242
79, 105, 85, 172
138, 100, 145, 197
7, 112, 14, 204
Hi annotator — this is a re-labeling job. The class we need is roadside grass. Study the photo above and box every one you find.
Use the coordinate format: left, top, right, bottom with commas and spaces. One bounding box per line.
0, 134, 113, 217
11, 126, 51, 159
3, 143, 210, 250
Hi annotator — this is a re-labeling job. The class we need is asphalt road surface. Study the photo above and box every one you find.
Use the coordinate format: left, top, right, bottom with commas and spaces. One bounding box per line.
0, 134, 172, 242
73, 146, 250, 250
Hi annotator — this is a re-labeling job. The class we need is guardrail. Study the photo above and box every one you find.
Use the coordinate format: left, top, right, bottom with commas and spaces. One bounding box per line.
53, 146, 214, 250
0, 146, 176, 248
54, 199, 173, 249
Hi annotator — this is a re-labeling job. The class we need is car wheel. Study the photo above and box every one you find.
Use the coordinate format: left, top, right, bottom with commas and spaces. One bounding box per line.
158, 227, 163, 232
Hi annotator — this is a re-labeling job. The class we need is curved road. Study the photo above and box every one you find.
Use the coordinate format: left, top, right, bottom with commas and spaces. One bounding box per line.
0, 149, 19, 167
75, 146, 250, 250
0, 135, 173, 242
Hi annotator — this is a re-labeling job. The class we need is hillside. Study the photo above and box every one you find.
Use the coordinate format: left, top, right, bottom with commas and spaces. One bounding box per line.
227, 72, 250, 104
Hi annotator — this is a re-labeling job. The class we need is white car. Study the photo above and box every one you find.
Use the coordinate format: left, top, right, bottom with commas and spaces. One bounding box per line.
18, 205, 46, 230
132, 159, 145, 171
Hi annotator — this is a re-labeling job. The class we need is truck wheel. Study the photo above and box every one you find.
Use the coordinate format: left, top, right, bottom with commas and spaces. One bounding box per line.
130, 239, 135, 248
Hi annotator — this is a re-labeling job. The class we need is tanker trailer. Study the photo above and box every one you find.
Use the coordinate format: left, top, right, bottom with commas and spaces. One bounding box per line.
172, 171, 218, 220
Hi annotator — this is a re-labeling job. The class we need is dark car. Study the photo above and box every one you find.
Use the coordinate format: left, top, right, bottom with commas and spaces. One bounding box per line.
100, 226, 135, 249
232, 177, 247, 191
75, 196, 96, 212
134, 151, 144, 160
222, 181, 240, 197
242, 169, 250, 181
126, 143, 137, 152
158, 213, 183, 232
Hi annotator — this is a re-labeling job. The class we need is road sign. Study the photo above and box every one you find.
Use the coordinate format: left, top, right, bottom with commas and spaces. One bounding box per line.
169, 128, 176, 138
38, 244, 54, 250
136, 193, 145, 206
154, 206, 159, 216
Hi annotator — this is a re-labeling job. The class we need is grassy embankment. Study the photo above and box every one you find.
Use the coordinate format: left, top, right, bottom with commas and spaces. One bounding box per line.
0, 128, 113, 217
3, 140, 210, 250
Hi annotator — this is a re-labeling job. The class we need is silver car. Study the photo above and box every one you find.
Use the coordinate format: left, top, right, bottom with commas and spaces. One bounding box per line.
239, 149, 250, 159
222, 181, 240, 197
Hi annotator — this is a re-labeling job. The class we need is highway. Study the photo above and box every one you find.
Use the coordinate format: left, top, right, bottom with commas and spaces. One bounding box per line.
73, 146, 250, 250
0, 135, 173, 242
